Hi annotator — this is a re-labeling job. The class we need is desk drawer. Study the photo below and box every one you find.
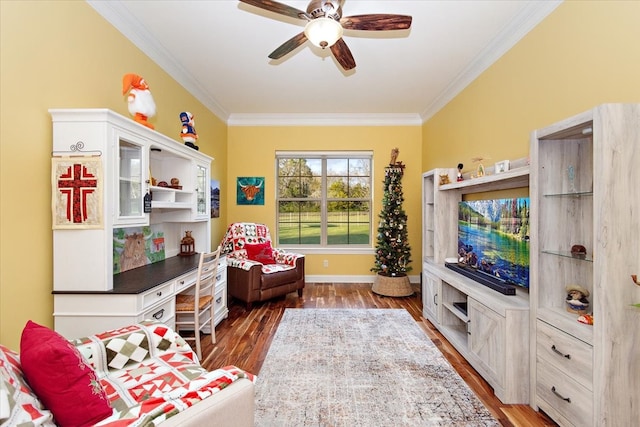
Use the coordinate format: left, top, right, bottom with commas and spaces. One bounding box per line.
536, 359, 593, 427
143, 299, 174, 325
175, 271, 197, 293
213, 288, 225, 314
537, 320, 593, 390
142, 282, 174, 309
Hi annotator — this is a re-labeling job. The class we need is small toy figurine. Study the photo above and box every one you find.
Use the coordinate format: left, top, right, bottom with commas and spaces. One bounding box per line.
457, 163, 464, 182
122, 73, 156, 129
565, 284, 590, 314
179, 111, 199, 150
439, 174, 451, 185
577, 314, 594, 325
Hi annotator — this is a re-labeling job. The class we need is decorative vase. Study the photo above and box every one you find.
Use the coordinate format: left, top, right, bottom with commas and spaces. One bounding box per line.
372, 274, 413, 297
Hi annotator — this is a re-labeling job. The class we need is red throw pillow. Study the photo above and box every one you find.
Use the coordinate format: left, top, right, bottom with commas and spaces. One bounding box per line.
20, 321, 112, 427
245, 242, 276, 264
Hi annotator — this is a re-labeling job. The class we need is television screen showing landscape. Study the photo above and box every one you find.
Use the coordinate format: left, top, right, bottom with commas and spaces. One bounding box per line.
458, 197, 530, 289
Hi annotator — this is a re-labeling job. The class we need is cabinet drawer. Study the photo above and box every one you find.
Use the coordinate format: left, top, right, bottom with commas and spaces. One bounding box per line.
213, 287, 225, 315
536, 360, 593, 427
537, 320, 593, 390
175, 271, 197, 293
142, 282, 174, 309
143, 299, 174, 325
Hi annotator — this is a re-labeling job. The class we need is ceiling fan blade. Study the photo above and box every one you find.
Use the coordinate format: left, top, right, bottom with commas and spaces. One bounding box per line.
238, 0, 310, 20
340, 14, 412, 31
330, 38, 356, 71
269, 32, 308, 59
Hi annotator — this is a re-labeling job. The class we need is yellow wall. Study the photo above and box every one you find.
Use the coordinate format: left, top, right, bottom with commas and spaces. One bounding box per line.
0, 1, 227, 348
1, 0, 638, 350
422, 0, 640, 172
227, 126, 422, 276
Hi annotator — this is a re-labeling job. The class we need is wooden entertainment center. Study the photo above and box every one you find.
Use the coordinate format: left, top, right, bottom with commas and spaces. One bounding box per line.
421, 161, 531, 404
423, 104, 639, 426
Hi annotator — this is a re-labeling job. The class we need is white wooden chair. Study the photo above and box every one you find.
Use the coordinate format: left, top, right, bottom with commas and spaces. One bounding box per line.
175, 246, 221, 360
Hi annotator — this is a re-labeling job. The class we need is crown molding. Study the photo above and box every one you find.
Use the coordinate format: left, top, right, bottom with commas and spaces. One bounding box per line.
88, 0, 561, 127
227, 113, 422, 127
87, 0, 230, 121
420, 0, 563, 122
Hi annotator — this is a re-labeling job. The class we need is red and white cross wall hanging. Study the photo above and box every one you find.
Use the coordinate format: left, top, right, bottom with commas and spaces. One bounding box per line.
52, 156, 103, 229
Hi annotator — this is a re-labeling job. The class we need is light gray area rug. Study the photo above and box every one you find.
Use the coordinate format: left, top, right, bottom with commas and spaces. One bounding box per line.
254, 308, 500, 426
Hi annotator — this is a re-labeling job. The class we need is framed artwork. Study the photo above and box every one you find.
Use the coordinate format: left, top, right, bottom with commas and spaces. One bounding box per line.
211, 179, 220, 218
237, 176, 265, 205
52, 156, 103, 229
113, 225, 165, 274
495, 160, 510, 174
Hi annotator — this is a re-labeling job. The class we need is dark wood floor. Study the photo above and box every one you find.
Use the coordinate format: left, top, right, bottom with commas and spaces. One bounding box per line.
199, 283, 557, 427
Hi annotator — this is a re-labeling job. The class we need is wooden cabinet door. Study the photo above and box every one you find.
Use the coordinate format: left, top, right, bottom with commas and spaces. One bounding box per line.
468, 298, 505, 386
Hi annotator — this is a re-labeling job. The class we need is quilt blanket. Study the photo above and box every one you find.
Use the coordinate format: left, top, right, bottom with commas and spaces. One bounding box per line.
71, 321, 255, 427
221, 222, 303, 273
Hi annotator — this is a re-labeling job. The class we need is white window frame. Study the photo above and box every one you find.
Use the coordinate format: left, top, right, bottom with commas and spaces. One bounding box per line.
275, 151, 374, 253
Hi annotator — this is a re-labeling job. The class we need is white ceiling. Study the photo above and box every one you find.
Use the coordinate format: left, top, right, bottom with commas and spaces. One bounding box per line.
88, 0, 561, 125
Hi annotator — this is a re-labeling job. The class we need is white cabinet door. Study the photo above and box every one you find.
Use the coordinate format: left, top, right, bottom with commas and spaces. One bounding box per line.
468, 298, 505, 387
115, 128, 149, 226
422, 267, 440, 324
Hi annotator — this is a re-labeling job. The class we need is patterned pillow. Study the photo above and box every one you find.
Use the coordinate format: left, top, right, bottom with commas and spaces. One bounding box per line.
20, 321, 113, 427
0, 344, 54, 426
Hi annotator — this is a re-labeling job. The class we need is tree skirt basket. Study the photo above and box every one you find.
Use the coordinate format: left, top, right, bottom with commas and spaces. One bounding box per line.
372, 274, 413, 297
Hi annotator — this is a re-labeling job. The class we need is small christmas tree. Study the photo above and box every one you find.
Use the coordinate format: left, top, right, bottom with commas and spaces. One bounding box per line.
371, 151, 412, 278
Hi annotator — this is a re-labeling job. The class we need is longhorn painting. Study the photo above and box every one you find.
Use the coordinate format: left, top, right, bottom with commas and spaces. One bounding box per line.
237, 177, 265, 205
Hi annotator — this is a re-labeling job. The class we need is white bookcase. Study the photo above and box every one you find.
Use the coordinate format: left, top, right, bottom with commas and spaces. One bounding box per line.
529, 104, 640, 426
50, 109, 227, 338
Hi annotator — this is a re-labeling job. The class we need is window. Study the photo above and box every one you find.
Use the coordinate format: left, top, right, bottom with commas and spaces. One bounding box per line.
276, 152, 372, 247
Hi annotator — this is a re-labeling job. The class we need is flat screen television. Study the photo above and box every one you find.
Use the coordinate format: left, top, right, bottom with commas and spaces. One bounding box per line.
456, 197, 530, 291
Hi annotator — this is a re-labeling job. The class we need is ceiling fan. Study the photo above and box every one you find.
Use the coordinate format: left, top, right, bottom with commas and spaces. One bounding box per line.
238, 0, 412, 71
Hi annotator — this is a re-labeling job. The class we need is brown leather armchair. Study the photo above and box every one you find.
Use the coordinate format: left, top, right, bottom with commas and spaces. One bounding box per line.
220, 223, 305, 309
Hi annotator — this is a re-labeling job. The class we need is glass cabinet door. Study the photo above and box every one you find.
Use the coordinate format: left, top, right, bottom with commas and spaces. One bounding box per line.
117, 138, 146, 223
195, 164, 208, 218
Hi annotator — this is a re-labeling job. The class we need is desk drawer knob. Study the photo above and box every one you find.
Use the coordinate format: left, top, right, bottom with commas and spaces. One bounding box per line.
216, 297, 222, 304
156, 291, 162, 297
152, 309, 165, 320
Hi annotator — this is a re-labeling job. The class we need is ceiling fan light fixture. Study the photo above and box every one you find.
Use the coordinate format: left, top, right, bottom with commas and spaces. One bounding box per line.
304, 17, 343, 49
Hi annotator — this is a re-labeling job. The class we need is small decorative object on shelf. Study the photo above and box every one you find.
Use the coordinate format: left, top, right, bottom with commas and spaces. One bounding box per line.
439, 174, 451, 185
180, 231, 195, 256
577, 314, 594, 325
495, 160, 510, 174
122, 73, 156, 129
179, 111, 199, 150
570, 244, 587, 259
456, 163, 464, 181
472, 156, 488, 177
170, 177, 182, 189
565, 284, 590, 314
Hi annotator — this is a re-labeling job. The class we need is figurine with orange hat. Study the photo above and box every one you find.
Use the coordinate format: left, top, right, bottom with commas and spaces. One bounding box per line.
122, 73, 156, 129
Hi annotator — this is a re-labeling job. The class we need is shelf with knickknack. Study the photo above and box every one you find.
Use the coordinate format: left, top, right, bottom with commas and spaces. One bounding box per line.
50, 108, 220, 339
529, 104, 639, 427
421, 158, 530, 405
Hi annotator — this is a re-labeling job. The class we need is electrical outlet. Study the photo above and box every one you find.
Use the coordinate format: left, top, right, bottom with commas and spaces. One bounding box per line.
323, 260, 329, 268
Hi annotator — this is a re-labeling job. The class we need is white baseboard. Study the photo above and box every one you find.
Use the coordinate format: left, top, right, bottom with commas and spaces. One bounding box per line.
305, 274, 420, 284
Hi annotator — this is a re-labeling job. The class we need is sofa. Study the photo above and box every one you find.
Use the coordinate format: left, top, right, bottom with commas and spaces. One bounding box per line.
221, 222, 305, 309
0, 320, 255, 427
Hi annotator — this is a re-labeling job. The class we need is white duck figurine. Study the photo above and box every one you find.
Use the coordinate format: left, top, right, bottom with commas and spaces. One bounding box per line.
122, 73, 156, 129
